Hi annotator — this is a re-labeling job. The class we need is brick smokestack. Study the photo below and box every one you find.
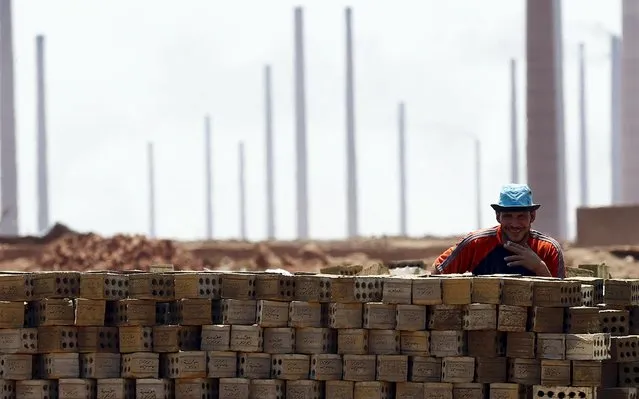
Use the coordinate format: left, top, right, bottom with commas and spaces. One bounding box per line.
578, 43, 588, 207
345, 7, 359, 238
611, 35, 622, 204
510, 59, 519, 183
398, 102, 407, 236
147, 142, 156, 238
264, 65, 276, 239
621, 1, 639, 204
294, 7, 309, 239
238, 141, 247, 241
36, 35, 50, 233
0, 0, 18, 235
526, 0, 567, 239
204, 115, 213, 239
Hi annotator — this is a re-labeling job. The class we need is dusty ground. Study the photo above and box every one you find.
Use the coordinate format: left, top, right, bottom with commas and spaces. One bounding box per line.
186, 238, 639, 277
0, 223, 636, 277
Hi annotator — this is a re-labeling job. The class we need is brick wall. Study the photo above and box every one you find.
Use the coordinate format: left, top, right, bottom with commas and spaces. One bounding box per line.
576, 205, 639, 246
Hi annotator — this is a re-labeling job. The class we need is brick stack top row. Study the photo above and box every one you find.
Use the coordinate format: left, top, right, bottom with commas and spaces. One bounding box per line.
0, 269, 621, 305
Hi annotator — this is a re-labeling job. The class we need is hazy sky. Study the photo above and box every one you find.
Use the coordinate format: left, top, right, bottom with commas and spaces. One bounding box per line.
13, 0, 620, 240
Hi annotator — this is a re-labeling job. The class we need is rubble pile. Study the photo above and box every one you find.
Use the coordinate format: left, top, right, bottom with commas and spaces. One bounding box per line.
33, 233, 203, 271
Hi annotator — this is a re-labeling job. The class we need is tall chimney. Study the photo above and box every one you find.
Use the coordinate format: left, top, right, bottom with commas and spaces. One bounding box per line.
398, 102, 407, 236
578, 43, 588, 207
238, 141, 247, 241
611, 35, 622, 204
510, 59, 519, 183
204, 115, 213, 239
0, 0, 18, 235
621, 1, 639, 204
147, 142, 156, 238
294, 7, 309, 240
345, 7, 359, 238
526, 0, 567, 240
36, 35, 49, 233
264, 65, 276, 239
475, 138, 482, 230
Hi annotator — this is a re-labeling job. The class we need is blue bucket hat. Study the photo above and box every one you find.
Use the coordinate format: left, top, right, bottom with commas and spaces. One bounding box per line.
490, 184, 540, 212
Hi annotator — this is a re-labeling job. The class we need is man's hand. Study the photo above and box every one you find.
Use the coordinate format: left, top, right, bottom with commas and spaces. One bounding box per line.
504, 241, 552, 277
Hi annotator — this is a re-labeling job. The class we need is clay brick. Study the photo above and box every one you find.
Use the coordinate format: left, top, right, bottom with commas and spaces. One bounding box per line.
600, 309, 630, 336
249, 379, 285, 399
255, 272, 295, 301
80, 272, 128, 300
537, 334, 566, 360
173, 271, 222, 299
453, 383, 485, 398
532, 385, 595, 399
565, 307, 601, 334
400, 331, 429, 356
467, 330, 506, 358
565, 333, 611, 360
471, 276, 502, 304
475, 357, 507, 383
342, 354, 376, 381
206, 351, 237, 378
533, 279, 582, 307
329, 302, 362, 329
263, 327, 295, 354
508, 358, 540, 385
428, 305, 463, 331
463, 304, 496, 330
423, 382, 452, 399
501, 278, 533, 307
221, 273, 256, 300
441, 356, 474, 383
377, 354, 408, 382
219, 378, 250, 399
353, 381, 393, 399
529, 306, 565, 333
256, 300, 290, 327
310, 354, 342, 380
201, 324, 230, 351
325, 380, 354, 399
395, 304, 427, 331
497, 305, 527, 332
295, 327, 335, 354
409, 356, 441, 382
430, 330, 466, 357
368, 329, 400, 355
506, 332, 536, 359
540, 359, 571, 386
382, 276, 413, 304
572, 360, 603, 387
363, 302, 396, 329
337, 329, 368, 355
287, 379, 323, 399
441, 276, 472, 305
412, 277, 442, 305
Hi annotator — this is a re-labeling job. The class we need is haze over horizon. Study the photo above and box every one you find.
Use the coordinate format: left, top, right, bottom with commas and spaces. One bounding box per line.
13, 0, 620, 241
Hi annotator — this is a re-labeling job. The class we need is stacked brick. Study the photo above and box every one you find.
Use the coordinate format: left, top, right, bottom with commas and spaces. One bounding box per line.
0, 271, 638, 398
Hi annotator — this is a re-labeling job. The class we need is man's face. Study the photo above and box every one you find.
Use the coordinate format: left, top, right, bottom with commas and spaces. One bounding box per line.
497, 211, 534, 243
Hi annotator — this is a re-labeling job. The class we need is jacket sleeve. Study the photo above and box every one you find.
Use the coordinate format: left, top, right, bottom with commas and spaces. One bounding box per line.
431, 236, 475, 275
432, 246, 456, 274
542, 242, 566, 278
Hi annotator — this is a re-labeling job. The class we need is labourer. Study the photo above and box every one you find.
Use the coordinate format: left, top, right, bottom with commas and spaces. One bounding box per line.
432, 184, 565, 278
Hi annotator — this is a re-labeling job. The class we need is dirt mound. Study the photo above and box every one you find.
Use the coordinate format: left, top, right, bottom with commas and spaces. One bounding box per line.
0, 222, 636, 277
33, 232, 203, 271
0, 222, 77, 246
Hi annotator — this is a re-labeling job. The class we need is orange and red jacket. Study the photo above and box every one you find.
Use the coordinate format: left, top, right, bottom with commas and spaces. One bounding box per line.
431, 226, 565, 278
